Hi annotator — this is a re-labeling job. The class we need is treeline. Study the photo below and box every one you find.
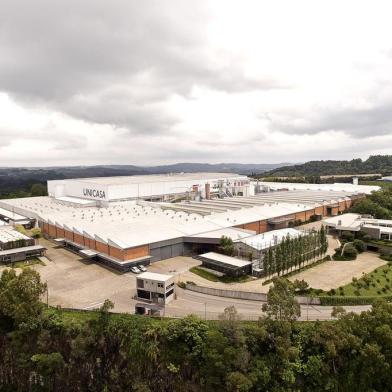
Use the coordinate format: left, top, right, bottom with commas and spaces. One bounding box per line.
0, 183, 47, 199
262, 155, 392, 177
351, 187, 392, 219
262, 227, 328, 278
2, 268, 392, 391
258, 175, 380, 184
0, 162, 288, 199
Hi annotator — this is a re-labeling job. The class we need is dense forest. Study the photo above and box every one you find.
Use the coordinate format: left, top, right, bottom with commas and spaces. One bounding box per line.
2, 268, 392, 391
263, 155, 392, 177
350, 186, 392, 219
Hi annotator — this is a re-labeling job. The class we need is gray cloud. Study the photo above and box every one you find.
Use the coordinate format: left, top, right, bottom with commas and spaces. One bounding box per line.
266, 103, 392, 138
0, 0, 279, 134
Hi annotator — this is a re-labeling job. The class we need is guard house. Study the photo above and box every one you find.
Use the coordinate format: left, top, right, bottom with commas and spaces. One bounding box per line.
136, 272, 175, 304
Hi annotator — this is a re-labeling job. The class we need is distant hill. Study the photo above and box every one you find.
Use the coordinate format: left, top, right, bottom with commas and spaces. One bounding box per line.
0, 162, 291, 198
130, 162, 291, 175
263, 155, 392, 177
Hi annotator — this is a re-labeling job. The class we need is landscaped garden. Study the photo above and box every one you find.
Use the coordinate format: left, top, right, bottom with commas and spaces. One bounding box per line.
297, 259, 392, 305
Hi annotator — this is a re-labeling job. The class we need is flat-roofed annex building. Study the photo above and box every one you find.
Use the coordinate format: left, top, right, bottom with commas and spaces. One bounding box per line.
324, 213, 392, 241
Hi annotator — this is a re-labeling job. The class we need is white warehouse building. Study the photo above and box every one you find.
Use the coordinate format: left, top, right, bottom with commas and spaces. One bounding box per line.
48, 172, 251, 205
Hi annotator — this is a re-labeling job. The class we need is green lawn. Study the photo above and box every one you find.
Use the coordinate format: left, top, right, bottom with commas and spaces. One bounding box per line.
189, 266, 252, 283
369, 239, 392, 248
359, 180, 392, 188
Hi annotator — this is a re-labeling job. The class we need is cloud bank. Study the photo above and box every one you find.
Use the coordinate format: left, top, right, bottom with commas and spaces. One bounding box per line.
0, 0, 392, 166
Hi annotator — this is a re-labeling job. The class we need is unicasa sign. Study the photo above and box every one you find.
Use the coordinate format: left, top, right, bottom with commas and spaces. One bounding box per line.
82, 188, 106, 200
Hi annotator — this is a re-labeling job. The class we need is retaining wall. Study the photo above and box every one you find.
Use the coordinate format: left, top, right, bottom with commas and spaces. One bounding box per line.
185, 284, 320, 305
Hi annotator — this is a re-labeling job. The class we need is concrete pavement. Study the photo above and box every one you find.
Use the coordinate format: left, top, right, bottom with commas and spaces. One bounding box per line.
165, 287, 371, 321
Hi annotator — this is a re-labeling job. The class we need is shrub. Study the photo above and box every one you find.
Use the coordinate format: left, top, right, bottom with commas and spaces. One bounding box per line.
362, 234, 372, 242
353, 239, 366, 253
343, 244, 358, 259
330, 289, 336, 295
341, 231, 354, 242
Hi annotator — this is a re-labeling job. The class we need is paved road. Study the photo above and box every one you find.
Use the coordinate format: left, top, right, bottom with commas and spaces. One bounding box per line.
1, 238, 371, 321
165, 287, 371, 321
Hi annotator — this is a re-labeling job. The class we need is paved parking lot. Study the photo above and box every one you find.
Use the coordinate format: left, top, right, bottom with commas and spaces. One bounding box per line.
148, 256, 201, 277
0, 233, 386, 317
28, 239, 137, 312
0, 240, 202, 313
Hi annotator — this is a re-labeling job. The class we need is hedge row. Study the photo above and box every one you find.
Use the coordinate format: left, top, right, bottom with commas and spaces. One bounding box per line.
319, 295, 392, 306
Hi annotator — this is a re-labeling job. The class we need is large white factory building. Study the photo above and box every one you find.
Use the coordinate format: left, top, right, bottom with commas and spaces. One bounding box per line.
48, 172, 251, 205
0, 173, 379, 272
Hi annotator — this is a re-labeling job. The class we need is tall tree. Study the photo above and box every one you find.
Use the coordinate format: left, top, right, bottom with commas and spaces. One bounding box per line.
262, 278, 301, 321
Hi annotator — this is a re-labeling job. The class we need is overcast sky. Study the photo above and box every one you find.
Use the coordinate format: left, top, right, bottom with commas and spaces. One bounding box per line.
1, 0, 392, 166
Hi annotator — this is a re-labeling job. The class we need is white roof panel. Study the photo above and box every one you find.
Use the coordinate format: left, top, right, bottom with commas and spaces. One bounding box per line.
138, 272, 173, 282
199, 252, 251, 268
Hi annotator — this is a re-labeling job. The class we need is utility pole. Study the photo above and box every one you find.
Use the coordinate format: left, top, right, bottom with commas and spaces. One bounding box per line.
46, 280, 49, 307
306, 298, 309, 321
204, 302, 207, 320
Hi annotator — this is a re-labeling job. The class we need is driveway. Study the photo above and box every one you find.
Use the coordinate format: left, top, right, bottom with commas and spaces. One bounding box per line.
27, 239, 137, 312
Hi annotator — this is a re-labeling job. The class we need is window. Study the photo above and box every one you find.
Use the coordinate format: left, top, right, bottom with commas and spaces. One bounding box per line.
157, 283, 164, 288
166, 288, 174, 297
137, 279, 144, 288
137, 289, 150, 300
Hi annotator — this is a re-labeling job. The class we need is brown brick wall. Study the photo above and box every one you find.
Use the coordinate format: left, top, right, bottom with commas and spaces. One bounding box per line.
95, 241, 109, 254
64, 230, 74, 241
295, 212, 307, 222
259, 220, 268, 233
108, 245, 149, 261
43, 222, 49, 235
315, 206, 324, 216
243, 221, 260, 233
331, 206, 339, 216
305, 209, 315, 220
109, 245, 123, 259
73, 233, 84, 246
85, 238, 95, 249
123, 245, 149, 260
48, 224, 56, 237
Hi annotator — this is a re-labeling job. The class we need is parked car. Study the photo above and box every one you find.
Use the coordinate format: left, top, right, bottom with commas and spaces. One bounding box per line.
139, 265, 147, 272
131, 266, 141, 274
